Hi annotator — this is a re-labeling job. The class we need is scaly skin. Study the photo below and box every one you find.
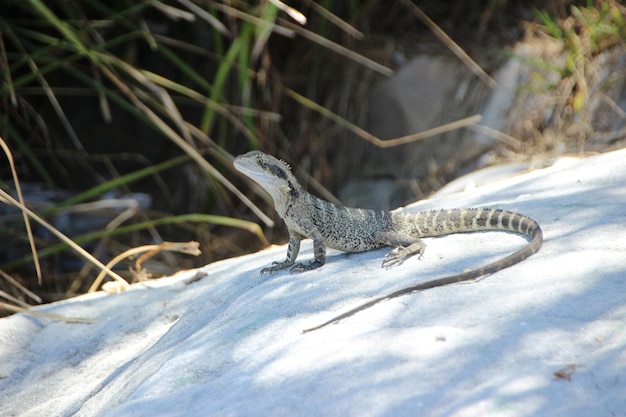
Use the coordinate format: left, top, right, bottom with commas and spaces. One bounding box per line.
234, 151, 543, 332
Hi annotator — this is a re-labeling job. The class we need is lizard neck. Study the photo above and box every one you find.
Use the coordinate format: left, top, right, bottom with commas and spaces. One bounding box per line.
272, 183, 302, 218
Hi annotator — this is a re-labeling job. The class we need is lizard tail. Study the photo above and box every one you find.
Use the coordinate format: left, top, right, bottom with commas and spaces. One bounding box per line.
303, 215, 542, 333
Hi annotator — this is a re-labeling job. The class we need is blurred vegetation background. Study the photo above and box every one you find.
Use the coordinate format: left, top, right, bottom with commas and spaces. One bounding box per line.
0, 0, 623, 310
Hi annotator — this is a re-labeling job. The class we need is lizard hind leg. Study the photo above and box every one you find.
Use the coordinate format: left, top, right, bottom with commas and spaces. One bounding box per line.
372, 230, 427, 269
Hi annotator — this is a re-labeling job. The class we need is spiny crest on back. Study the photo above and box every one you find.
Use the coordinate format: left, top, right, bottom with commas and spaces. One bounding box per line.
279, 158, 291, 171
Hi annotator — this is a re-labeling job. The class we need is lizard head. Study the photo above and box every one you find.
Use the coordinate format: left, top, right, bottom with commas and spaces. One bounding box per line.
234, 151, 301, 213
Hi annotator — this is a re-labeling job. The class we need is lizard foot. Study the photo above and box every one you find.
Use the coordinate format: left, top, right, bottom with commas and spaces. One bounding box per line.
382, 240, 426, 269
260, 260, 294, 275
382, 247, 409, 269
290, 260, 324, 273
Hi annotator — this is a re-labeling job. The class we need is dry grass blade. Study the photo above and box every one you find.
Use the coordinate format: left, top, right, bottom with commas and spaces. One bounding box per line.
138, 66, 269, 145
175, 0, 230, 37
376, 115, 484, 148
0, 137, 42, 284
139, 18, 158, 51
0, 32, 16, 106
99, 64, 275, 227
88, 241, 202, 293
268, 0, 307, 25
0, 270, 41, 303
61, 198, 140, 230
0, 289, 31, 309
278, 17, 392, 76
470, 124, 521, 147
91, 66, 112, 123
112, 57, 193, 143
0, 302, 95, 323
134, 241, 202, 267
208, 1, 295, 38
285, 88, 482, 148
151, 1, 196, 22
0, 190, 127, 285
2, 7, 86, 152
309, 2, 363, 39
253, 1, 280, 60
401, 0, 497, 89
64, 199, 140, 296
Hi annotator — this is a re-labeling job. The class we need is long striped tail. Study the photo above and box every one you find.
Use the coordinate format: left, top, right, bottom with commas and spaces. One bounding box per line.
303, 209, 542, 333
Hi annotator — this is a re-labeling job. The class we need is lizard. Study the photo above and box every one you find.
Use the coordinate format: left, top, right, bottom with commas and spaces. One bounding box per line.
233, 150, 543, 332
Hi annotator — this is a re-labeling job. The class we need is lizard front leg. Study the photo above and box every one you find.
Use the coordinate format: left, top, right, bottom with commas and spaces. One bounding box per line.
373, 230, 426, 268
261, 229, 301, 274
290, 238, 326, 273
289, 218, 326, 273
261, 221, 328, 273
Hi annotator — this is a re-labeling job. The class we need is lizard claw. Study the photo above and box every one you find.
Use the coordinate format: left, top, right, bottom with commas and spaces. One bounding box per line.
382, 247, 408, 269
